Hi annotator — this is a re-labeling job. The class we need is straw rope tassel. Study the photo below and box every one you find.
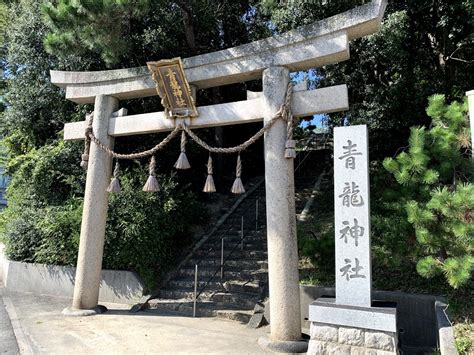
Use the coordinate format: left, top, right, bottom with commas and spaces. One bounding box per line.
107, 162, 122, 193
81, 114, 93, 170
143, 156, 160, 192
203, 155, 216, 193
174, 130, 191, 169
231, 154, 245, 194
284, 118, 296, 158
284, 84, 296, 159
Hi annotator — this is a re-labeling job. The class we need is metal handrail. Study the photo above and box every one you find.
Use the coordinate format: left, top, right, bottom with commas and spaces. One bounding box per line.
193, 199, 258, 309
295, 133, 332, 173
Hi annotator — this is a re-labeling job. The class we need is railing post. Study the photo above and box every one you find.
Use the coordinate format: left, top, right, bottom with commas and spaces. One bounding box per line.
255, 198, 259, 231
220, 238, 224, 279
193, 264, 198, 317
241, 216, 244, 251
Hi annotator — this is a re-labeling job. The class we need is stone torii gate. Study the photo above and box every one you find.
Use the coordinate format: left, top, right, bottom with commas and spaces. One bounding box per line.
51, 1, 386, 352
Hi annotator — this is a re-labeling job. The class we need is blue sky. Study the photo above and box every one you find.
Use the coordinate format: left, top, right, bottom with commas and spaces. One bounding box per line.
291, 70, 326, 129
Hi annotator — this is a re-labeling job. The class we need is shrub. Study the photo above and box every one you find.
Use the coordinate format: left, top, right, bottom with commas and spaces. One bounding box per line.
1, 140, 205, 288
380, 95, 473, 288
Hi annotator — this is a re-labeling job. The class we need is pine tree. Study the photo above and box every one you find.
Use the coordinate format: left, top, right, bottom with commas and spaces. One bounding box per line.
383, 95, 473, 288
42, 0, 150, 67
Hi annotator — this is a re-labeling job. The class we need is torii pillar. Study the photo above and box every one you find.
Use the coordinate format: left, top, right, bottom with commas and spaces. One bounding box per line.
258, 67, 307, 353
63, 95, 118, 315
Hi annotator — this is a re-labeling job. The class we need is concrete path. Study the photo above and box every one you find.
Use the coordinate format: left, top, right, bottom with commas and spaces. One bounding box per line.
1, 290, 271, 354
0, 287, 20, 354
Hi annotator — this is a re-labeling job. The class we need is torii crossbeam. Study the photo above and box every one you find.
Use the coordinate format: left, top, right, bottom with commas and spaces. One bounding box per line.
51, 1, 386, 352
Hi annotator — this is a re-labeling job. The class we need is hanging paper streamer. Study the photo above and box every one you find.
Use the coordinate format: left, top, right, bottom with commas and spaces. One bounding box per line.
174, 130, 191, 169
143, 156, 160, 192
203, 155, 216, 193
231, 154, 245, 194
107, 162, 122, 193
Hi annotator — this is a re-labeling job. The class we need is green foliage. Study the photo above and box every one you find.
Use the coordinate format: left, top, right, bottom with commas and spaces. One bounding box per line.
454, 323, 474, 354
1, 139, 204, 288
299, 220, 334, 267
43, 0, 149, 66
265, 0, 473, 159
1, 0, 89, 153
42, 0, 270, 68
381, 95, 473, 288
104, 168, 204, 288
6, 143, 82, 262
2, 140, 84, 263
297, 179, 335, 269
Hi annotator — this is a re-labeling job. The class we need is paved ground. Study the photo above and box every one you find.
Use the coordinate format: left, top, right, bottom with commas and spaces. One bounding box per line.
1, 290, 271, 354
0, 288, 20, 354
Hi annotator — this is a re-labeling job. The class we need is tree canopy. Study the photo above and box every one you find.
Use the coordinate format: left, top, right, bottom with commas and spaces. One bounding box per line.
0, 0, 472, 291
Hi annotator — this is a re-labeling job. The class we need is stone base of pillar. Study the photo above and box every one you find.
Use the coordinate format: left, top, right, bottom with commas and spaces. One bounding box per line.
258, 336, 308, 353
62, 305, 108, 317
308, 298, 398, 355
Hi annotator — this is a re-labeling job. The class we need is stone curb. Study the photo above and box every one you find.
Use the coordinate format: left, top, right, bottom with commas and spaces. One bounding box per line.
435, 301, 459, 355
2, 295, 34, 354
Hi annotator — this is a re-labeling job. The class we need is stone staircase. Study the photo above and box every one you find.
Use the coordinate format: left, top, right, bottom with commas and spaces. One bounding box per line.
147, 148, 329, 322
295, 148, 331, 213
148, 182, 268, 322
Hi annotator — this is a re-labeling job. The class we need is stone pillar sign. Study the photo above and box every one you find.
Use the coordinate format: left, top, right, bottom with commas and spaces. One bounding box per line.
307, 125, 398, 355
466, 90, 474, 160
334, 125, 371, 307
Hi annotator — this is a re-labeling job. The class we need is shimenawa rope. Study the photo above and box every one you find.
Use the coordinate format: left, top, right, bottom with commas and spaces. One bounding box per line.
82, 82, 295, 194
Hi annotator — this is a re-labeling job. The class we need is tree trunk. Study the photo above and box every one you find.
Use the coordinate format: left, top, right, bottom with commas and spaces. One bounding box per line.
175, 0, 196, 54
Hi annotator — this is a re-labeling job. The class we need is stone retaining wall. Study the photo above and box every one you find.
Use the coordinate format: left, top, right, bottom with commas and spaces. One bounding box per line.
0, 243, 147, 304
308, 322, 397, 355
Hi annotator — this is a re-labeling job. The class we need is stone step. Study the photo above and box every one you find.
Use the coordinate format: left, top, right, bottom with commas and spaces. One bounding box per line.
211, 292, 260, 308
200, 241, 267, 252
215, 309, 253, 323
224, 218, 266, 227
158, 288, 260, 309
167, 278, 263, 294
241, 269, 268, 282
193, 249, 268, 259
159, 288, 221, 300
188, 258, 267, 269
215, 230, 264, 238
203, 235, 266, 245
212, 227, 266, 237
147, 299, 253, 323
168, 277, 224, 289
197, 242, 262, 252
224, 280, 264, 293
178, 266, 268, 281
